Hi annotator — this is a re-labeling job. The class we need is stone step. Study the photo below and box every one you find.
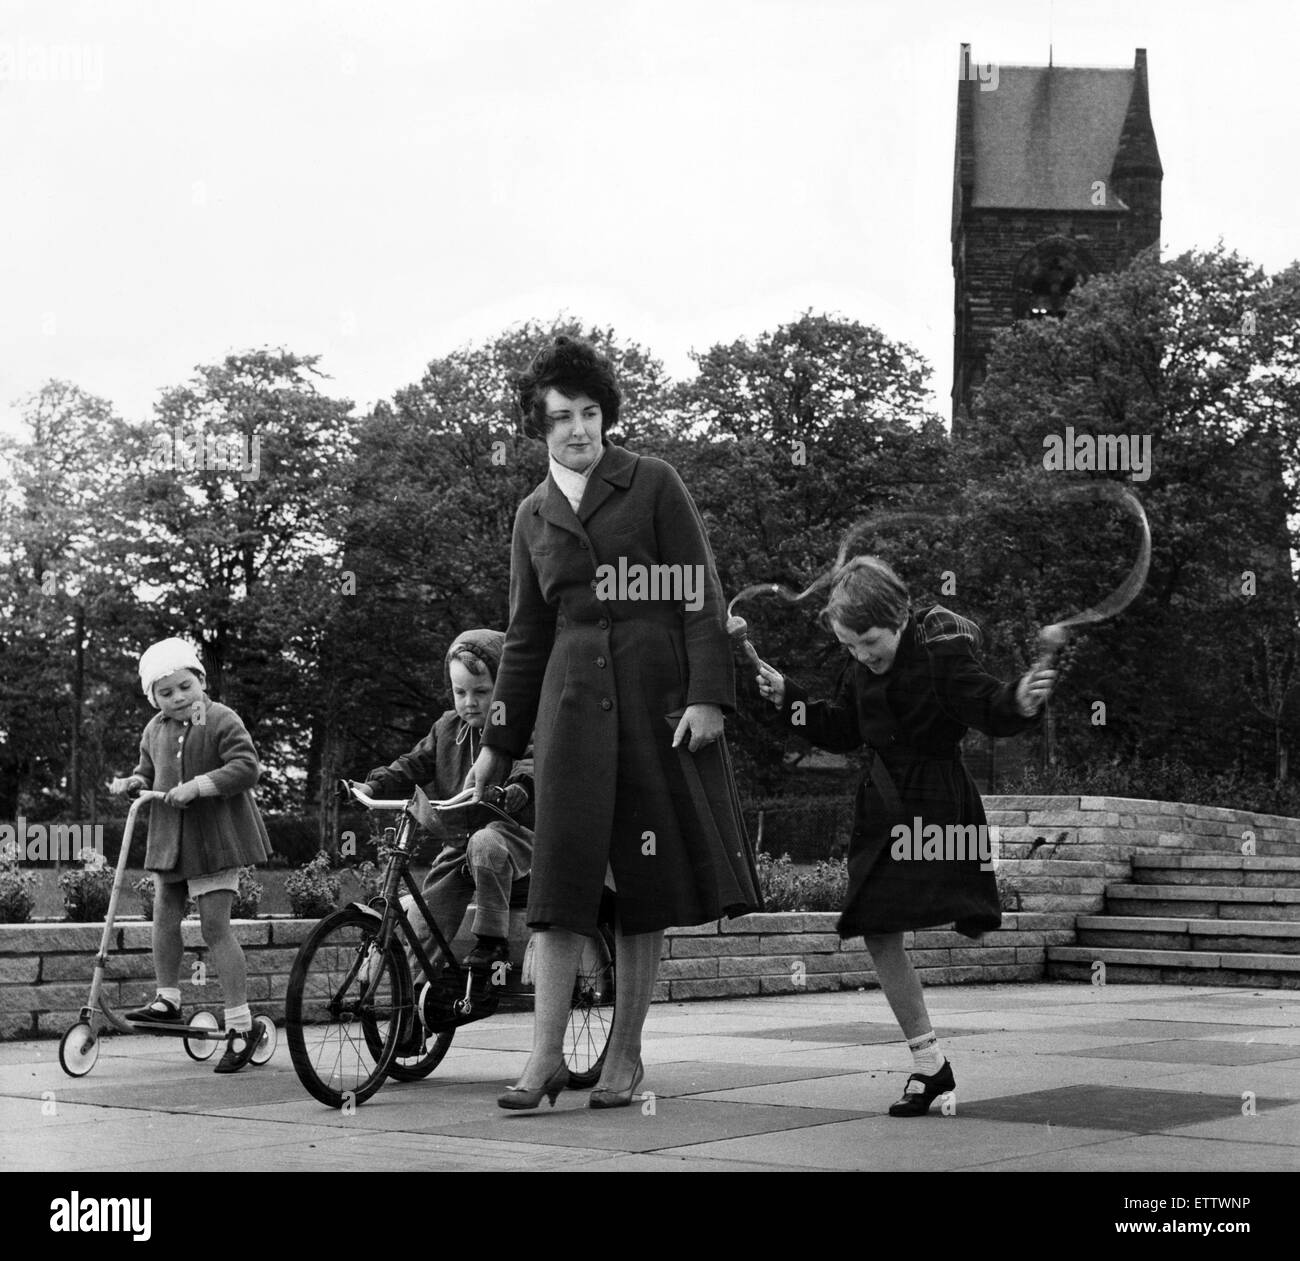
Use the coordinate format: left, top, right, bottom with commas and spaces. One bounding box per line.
1046, 944, 1300, 989
1076, 915, 1300, 954
1106, 884, 1300, 922
1130, 853, 1300, 888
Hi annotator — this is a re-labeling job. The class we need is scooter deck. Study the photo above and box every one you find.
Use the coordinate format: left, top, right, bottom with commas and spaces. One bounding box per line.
124, 1019, 223, 1039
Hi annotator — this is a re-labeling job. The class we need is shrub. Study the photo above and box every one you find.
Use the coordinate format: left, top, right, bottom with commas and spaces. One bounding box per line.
285, 852, 341, 919
58, 848, 115, 921
756, 852, 848, 913
744, 794, 852, 863
0, 845, 36, 923
263, 815, 325, 867
232, 866, 263, 918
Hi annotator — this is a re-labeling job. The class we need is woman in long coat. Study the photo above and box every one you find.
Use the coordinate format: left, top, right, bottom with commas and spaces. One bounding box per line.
756, 557, 1055, 1115
472, 335, 760, 1109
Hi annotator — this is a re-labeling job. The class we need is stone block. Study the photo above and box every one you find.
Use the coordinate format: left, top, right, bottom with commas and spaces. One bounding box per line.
757, 933, 841, 955
658, 957, 719, 980
985, 796, 1079, 811
665, 921, 719, 937
0, 956, 40, 984
837, 971, 879, 990
724, 912, 836, 934
671, 936, 761, 958
671, 976, 762, 1000
950, 947, 1017, 965
1027, 810, 1116, 827
267, 920, 316, 946
0, 1012, 34, 1038
40, 952, 155, 983
0, 925, 103, 954
717, 955, 798, 977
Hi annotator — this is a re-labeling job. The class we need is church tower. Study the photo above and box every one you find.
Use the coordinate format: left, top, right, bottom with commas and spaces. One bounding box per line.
951, 46, 1162, 435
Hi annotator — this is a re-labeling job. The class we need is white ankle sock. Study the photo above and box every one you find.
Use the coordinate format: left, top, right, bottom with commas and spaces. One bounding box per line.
158, 988, 181, 1009
907, 1031, 945, 1078
224, 1003, 252, 1033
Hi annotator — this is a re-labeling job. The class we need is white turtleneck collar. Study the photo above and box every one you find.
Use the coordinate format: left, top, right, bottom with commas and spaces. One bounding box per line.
548, 442, 607, 513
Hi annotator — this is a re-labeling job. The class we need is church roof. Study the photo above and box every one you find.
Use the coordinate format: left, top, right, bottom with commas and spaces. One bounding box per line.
966, 61, 1151, 211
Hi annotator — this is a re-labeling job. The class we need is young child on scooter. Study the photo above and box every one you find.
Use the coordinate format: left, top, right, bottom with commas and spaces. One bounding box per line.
361, 629, 535, 986
109, 636, 272, 1073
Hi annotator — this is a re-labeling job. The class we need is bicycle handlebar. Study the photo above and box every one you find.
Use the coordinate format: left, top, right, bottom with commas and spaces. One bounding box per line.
338, 780, 482, 813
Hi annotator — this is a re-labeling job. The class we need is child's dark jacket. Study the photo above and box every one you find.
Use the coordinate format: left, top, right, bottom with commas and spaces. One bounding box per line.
778, 606, 1038, 938
365, 711, 534, 852
132, 700, 272, 877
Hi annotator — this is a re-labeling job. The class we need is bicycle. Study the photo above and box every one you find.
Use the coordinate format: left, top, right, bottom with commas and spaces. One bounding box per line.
284, 780, 616, 1109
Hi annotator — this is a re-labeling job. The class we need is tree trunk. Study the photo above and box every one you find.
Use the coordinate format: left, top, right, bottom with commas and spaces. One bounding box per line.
70, 603, 84, 818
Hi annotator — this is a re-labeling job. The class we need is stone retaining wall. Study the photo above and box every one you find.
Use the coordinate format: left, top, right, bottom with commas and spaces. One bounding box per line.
4, 796, 1297, 1037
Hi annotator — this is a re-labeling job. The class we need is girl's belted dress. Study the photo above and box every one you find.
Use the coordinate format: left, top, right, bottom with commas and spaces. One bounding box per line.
482, 442, 762, 937
778, 606, 1039, 939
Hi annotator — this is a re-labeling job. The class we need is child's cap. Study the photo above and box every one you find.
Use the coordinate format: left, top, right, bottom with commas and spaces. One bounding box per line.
443, 628, 505, 693
139, 638, 206, 708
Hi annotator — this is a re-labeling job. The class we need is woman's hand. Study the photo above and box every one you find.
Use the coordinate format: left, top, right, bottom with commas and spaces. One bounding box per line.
1016, 666, 1058, 716
164, 781, 200, 809
755, 663, 786, 709
672, 703, 725, 753
468, 747, 513, 800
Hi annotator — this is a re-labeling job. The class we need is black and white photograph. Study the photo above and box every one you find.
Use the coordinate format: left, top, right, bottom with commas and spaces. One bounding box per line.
1, 0, 1296, 1229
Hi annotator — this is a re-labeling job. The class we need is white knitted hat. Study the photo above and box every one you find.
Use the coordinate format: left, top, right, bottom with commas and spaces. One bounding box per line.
139, 637, 205, 707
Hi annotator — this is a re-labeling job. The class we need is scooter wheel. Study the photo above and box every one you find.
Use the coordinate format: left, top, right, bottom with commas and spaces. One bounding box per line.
59, 1022, 100, 1077
250, 1015, 277, 1066
184, 1010, 220, 1061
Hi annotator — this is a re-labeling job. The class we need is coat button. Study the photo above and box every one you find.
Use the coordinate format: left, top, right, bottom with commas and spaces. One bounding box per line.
600, 698, 612, 711
579, 539, 588, 549
596, 656, 607, 668
598, 618, 609, 629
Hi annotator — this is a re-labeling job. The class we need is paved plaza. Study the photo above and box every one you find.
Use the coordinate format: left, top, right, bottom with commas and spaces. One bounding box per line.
3, 983, 1298, 1173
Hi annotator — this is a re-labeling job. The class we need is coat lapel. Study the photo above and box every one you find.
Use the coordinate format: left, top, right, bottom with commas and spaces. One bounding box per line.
536, 475, 585, 538
578, 443, 637, 524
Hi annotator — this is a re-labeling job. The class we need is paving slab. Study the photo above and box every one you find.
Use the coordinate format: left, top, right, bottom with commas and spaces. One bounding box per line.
4, 983, 1298, 1172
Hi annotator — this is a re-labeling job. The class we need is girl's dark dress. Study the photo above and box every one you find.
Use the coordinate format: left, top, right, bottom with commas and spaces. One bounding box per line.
778, 606, 1039, 940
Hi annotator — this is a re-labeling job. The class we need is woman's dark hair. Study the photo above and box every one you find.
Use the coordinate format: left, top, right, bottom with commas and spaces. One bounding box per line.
516, 335, 622, 440
821, 556, 911, 635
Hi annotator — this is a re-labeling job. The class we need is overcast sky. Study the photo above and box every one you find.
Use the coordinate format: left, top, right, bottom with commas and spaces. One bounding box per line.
2, 0, 1297, 437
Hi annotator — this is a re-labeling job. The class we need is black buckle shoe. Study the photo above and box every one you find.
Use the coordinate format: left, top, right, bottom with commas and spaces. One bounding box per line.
888, 1059, 955, 1117
214, 1026, 259, 1074
124, 995, 182, 1025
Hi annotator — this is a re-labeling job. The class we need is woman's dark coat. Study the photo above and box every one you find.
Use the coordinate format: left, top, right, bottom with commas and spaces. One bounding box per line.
482, 442, 761, 936
778, 606, 1038, 939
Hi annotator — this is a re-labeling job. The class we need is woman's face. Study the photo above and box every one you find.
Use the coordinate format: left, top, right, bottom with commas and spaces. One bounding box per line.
542, 388, 603, 472
832, 621, 903, 675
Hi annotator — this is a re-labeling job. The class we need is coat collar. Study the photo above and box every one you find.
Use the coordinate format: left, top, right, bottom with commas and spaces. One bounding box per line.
534, 442, 638, 536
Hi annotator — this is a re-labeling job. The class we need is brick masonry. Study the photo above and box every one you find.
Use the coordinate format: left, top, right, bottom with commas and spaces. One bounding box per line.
4, 796, 1297, 1037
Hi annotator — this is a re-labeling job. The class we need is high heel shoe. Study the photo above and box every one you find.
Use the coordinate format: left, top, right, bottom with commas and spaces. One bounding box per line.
588, 1060, 645, 1109
497, 1061, 569, 1111
888, 1058, 955, 1117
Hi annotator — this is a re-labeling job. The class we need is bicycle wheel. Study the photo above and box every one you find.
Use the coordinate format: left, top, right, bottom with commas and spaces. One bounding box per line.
565, 923, 616, 1089
362, 961, 456, 1081
383, 1018, 456, 1082
285, 908, 411, 1109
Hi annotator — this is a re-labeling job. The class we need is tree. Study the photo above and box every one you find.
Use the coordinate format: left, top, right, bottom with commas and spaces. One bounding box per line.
965, 244, 1300, 778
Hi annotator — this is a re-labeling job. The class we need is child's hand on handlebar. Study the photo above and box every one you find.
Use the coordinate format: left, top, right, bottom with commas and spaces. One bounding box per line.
109, 775, 146, 796
468, 747, 513, 800
164, 781, 201, 810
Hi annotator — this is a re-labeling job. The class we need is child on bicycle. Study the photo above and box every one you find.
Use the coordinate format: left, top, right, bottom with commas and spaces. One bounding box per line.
362, 628, 535, 982
109, 636, 272, 1073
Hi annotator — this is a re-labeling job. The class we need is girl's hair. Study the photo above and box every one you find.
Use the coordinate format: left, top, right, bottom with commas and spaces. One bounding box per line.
516, 335, 622, 439
821, 556, 911, 635
447, 646, 493, 682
